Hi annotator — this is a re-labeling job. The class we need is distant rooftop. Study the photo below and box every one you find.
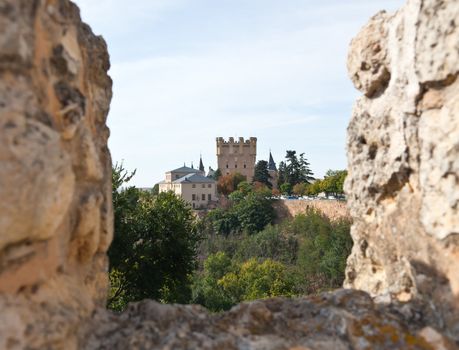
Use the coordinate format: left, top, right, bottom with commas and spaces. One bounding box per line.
173, 173, 215, 184
169, 166, 201, 174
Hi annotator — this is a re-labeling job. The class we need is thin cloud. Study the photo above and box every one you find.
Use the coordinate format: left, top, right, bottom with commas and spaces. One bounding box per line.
74, 0, 405, 186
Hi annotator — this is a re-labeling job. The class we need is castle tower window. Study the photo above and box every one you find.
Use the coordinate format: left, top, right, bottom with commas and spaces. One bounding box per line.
192, 194, 196, 200
244, 164, 247, 168
226, 164, 229, 168
235, 164, 237, 168
208, 194, 211, 201
202, 194, 206, 200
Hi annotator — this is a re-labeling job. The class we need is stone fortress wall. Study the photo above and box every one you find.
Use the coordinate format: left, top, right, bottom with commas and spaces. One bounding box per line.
0, 0, 458, 349
273, 199, 350, 223
216, 137, 257, 181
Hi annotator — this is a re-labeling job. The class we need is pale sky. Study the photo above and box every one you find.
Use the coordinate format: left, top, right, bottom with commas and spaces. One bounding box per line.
74, 0, 404, 187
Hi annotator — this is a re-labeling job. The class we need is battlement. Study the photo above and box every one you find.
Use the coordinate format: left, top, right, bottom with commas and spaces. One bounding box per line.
216, 137, 257, 180
216, 137, 257, 145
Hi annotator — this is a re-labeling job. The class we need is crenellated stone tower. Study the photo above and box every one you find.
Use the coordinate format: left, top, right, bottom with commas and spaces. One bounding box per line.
216, 137, 257, 181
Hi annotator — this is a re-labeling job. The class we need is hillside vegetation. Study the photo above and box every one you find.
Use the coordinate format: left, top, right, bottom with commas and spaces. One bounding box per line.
109, 164, 352, 311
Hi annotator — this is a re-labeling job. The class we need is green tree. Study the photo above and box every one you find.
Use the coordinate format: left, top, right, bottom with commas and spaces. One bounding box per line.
191, 252, 235, 311
193, 254, 295, 311
295, 210, 352, 292
292, 183, 308, 196
306, 180, 323, 196
280, 183, 292, 195
152, 183, 159, 195
278, 161, 287, 186
253, 160, 272, 188
321, 170, 347, 196
108, 165, 200, 310
284, 150, 315, 185
233, 225, 298, 265
219, 258, 295, 302
233, 192, 275, 234
277, 151, 314, 189
205, 189, 275, 236
236, 181, 253, 196
212, 168, 222, 181
206, 207, 240, 236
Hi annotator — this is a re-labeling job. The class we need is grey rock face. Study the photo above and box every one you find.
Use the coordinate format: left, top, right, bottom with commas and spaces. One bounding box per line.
344, 0, 459, 342
85, 289, 450, 350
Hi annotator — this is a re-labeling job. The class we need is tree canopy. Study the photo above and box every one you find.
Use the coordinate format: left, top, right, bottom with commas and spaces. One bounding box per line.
253, 160, 272, 188
217, 172, 246, 196
108, 164, 200, 311
278, 150, 314, 187
306, 170, 347, 197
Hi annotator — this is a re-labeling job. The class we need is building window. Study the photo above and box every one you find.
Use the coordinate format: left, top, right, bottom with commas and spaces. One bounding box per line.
208, 184, 211, 188
226, 164, 229, 168
244, 164, 247, 168
192, 184, 196, 188
202, 184, 205, 188
202, 194, 205, 201
208, 194, 211, 201
235, 164, 237, 168
192, 194, 196, 200
192, 203, 195, 209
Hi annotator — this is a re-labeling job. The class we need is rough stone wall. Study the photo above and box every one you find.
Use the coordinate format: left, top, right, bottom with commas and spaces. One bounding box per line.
273, 199, 350, 223
0, 0, 112, 348
344, 0, 459, 341
216, 137, 257, 181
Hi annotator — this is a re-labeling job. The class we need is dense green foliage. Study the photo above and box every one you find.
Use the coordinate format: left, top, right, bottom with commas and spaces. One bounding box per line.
286, 169, 347, 197
110, 163, 352, 314
203, 184, 275, 236
313, 170, 347, 196
192, 252, 295, 311
194, 208, 352, 311
253, 160, 272, 188
109, 164, 200, 311
280, 182, 293, 195
278, 150, 315, 187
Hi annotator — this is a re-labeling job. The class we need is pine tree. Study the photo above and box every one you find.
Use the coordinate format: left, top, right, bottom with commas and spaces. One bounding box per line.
281, 151, 315, 186
253, 160, 272, 188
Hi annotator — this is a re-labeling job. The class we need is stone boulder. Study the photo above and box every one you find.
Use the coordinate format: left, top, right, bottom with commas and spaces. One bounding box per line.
345, 0, 459, 342
85, 289, 455, 350
0, 0, 112, 348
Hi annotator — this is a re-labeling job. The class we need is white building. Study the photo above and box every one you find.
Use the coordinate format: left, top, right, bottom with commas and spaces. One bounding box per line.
158, 164, 217, 209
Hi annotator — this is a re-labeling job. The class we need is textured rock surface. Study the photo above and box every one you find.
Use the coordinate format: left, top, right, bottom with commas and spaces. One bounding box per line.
85, 289, 452, 350
345, 0, 459, 343
0, 0, 112, 348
